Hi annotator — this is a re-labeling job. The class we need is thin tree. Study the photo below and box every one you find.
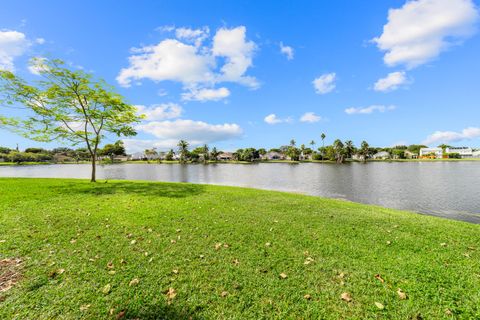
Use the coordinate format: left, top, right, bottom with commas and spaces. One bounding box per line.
0, 58, 141, 182
333, 139, 345, 163
359, 140, 370, 163
344, 140, 355, 159
177, 140, 189, 163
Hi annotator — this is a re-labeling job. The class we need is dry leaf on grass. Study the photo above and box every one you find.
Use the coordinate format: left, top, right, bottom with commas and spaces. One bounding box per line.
79, 304, 91, 312
0, 258, 23, 293
341, 292, 352, 302
166, 287, 177, 300
397, 288, 407, 300
221, 291, 228, 297
129, 278, 139, 287
102, 283, 111, 294
214, 243, 222, 250
279, 273, 288, 279
304, 294, 312, 300
374, 274, 385, 283
375, 302, 385, 310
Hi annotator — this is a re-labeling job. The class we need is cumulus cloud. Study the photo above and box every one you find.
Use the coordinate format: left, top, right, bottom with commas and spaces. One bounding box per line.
136, 119, 243, 143
300, 112, 322, 123
345, 105, 396, 115
135, 103, 183, 121
313, 73, 336, 94
117, 25, 258, 101
0, 30, 30, 71
264, 113, 292, 124
373, 0, 479, 68
175, 27, 210, 47
279, 42, 294, 60
423, 127, 480, 144
374, 71, 408, 92
181, 87, 230, 102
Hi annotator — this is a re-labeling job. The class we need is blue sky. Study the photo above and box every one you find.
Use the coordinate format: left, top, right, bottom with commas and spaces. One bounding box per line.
1, 0, 479, 152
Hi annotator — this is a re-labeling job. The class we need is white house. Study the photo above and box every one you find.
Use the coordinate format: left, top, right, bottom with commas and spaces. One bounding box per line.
218, 152, 233, 161
419, 147, 443, 158
263, 151, 285, 160
372, 151, 390, 159
445, 147, 473, 158
473, 149, 480, 158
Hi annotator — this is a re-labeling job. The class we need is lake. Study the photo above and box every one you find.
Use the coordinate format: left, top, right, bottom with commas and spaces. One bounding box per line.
1, 162, 479, 223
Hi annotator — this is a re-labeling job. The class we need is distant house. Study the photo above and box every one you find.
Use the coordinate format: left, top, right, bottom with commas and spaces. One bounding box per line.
419, 147, 443, 159
264, 151, 285, 160
372, 151, 390, 160
473, 149, 480, 158
299, 152, 312, 161
218, 152, 233, 161
445, 147, 473, 158
113, 155, 129, 162
130, 152, 146, 160
404, 150, 418, 159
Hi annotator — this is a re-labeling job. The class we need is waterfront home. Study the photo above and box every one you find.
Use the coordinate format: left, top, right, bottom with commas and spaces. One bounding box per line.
218, 152, 233, 161
404, 150, 418, 159
264, 151, 285, 160
113, 155, 129, 162
130, 152, 146, 160
372, 151, 390, 160
445, 147, 473, 158
473, 149, 480, 158
419, 147, 443, 159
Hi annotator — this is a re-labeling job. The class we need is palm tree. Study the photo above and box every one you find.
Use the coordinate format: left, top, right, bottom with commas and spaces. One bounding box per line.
203, 144, 209, 163
359, 140, 370, 163
290, 139, 296, 147
344, 140, 355, 159
177, 140, 189, 163
321, 133, 326, 148
333, 139, 345, 163
210, 147, 220, 162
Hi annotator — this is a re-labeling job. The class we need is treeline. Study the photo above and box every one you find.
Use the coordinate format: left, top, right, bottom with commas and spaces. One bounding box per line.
0, 141, 126, 164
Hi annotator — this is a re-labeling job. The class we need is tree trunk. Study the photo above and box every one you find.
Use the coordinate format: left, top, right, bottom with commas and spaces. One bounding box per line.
91, 154, 96, 182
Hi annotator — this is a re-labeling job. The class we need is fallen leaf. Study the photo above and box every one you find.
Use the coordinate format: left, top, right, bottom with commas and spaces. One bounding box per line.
397, 288, 407, 300
374, 274, 385, 283
375, 302, 385, 310
144, 252, 149, 257
341, 292, 352, 302
223, 243, 229, 248
130, 240, 136, 245
440, 243, 447, 247
176, 229, 181, 233
120, 259, 126, 264
129, 278, 139, 287
70, 239, 77, 244
80, 304, 91, 312
170, 239, 177, 244
279, 273, 288, 279
166, 287, 177, 300
304, 257, 314, 265
199, 254, 205, 259
445, 309, 452, 316
106, 261, 114, 269
304, 294, 312, 300
265, 242, 271, 247
116, 310, 126, 319
147, 228, 153, 232
109, 308, 115, 315
221, 291, 228, 297
172, 269, 179, 274
102, 283, 111, 295
338, 272, 346, 279
386, 241, 392, 245
108, 270, 116, 275
232, 258, 240, 265
215, 243, 222, 250
463, 253, 471, 258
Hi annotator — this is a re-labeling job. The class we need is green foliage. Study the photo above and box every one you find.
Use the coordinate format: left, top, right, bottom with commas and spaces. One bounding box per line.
177, 140, 189, 163
407, 145, 427, 154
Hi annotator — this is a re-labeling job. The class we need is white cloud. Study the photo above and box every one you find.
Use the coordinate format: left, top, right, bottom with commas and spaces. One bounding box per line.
212, 26, 258, 88
116, 39, 215, 87
279, 42, 294, 60
264, 113, 292, 124
35, 38, 45, 45
345, 105, 396, 115
135, 103, 183, 121
117, 25, 259, 99
373, 0, 479, 68
374, 71, 408, 92
175, 27, 209, 47
0, 30, 30, 71
136, 119, 243, 144
300, 112, 322, 123
423, 127, 480, 144
182, 87, 230, 101
313, 73, 336, 94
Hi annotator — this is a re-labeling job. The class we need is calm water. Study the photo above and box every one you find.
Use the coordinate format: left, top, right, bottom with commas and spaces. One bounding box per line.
1, 162, 479, 223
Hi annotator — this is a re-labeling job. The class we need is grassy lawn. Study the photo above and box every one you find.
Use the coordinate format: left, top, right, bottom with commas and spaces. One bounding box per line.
0, 178, 479, 319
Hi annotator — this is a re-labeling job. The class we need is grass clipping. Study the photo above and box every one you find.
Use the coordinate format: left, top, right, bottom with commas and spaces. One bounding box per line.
0, 258, 22, 293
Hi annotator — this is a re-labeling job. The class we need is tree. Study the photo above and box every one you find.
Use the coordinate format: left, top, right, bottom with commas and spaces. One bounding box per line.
101, 140, 126, 162
202, 144, 209, 163
321, 133, 326, 147
165, 149, 175, 161
344, 140, 355, 159
210, 147, 220, 162
0, 58, 141, 182
177, 140, 189, 163
359, 141, 370, 163
333, 139, 345, 163
290, 139, 296, 147
144, 147, 158, 162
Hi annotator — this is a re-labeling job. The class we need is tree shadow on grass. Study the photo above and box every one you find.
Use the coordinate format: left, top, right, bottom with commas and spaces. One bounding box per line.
52, 181, 206, 198
123, 302, 204, 320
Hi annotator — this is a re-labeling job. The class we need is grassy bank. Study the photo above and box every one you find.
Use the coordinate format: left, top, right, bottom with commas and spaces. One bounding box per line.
0, 178, 479, 319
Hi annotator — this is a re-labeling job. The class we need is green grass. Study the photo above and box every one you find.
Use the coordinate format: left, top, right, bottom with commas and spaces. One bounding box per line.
0, 178, 479, 319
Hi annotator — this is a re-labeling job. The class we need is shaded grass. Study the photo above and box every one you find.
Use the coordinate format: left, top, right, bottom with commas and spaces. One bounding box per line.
0, 178, 479, 319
